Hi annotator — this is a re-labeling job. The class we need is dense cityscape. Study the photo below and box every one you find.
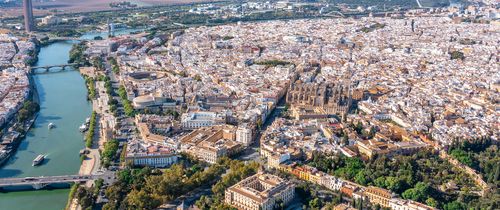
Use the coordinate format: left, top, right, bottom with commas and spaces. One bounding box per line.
0, 0, 498, 210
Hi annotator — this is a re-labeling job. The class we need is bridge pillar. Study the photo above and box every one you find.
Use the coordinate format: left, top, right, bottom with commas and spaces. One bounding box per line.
32, 183, 48, 190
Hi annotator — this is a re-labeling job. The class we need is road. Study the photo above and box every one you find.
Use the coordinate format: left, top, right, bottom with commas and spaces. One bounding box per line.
0, 173, 114, 188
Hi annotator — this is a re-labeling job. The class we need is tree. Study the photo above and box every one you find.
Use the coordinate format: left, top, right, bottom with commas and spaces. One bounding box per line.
126, 189, 161, 209
426, 197, 438, 207
17, 101, 39, 122
194, 74, 202, 82
444, 201, 466, 210
385, 176, 405, 194
308, 198, 321, 209
355, 169, 369, 185
256, 118, 263, 130
374, 176, 386, 188
402, 182, 431, 203
450, 51, 465, 60
75, 186, 94, 209
195, 195, 212, 210
102, 139, 119, 167
69, 42, 88, 65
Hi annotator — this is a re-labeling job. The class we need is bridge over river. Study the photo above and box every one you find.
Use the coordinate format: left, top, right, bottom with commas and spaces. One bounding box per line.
0, 172, 115, 190
29, 63, 81, 74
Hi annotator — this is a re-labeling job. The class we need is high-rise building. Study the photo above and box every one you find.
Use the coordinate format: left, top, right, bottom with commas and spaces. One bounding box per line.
23, 0, 34, 32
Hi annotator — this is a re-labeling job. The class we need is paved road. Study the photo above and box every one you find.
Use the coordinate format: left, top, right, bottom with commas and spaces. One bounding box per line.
0, 174, 98, 187
0, 170, 116, 187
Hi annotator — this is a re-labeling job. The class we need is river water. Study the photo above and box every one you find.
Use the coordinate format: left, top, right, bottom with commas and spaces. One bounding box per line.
0, 28, 144, 210
0, 41, 92, 210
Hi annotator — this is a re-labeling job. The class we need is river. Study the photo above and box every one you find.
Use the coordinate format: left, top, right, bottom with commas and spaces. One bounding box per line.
0, 41, 92, 210
0, 28, 144, 210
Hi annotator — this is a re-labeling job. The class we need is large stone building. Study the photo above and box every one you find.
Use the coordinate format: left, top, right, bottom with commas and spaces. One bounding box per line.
389, 198, 437, 210
364, 186, 394, 208
286, 82, 351, 116
225, 173, 295, 210
181, 111, 226, 129
180, 125, 242, 164
125, 142, 178, 168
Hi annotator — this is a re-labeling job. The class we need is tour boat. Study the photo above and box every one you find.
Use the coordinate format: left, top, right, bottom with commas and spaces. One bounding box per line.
48, 123, 55, 129
32, 155, 45, 166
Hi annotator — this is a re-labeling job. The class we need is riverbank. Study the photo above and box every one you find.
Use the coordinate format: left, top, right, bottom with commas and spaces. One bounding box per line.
0, 41, 93, 210
0, 80, 40, 167
0, 38, 40, 168
0, 113, 37, 167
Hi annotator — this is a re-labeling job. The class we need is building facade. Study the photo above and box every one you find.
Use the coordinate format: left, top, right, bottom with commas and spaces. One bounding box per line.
181, 111, 226, 129
286, 82, 352, 116
236, 125, 253, 146
364, 186, 393, 208
225, 173, 295, 210
126, 151, 178, 168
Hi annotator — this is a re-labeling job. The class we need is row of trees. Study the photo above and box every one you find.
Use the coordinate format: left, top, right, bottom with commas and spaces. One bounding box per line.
117, 86, 135, 117
83, 76, 96, 100
108, 57, 120, 74
101, 139, 119, 168
91, 57, 105, 71
102, 157, 253, 210
85, 111, 97, 148
99, 76, 119, 116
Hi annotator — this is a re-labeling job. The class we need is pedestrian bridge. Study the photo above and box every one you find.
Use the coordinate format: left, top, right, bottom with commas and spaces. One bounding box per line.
0, 174, 109, 190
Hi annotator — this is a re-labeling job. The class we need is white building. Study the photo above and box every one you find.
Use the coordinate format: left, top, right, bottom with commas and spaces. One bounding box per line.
390, 198, 437, 210
236, 124, 253, 146
125, 142, 179, 168
40, 15, 62, 25
181, 111, 225, 129
319, 175, 344, 191
126, 152, 178, 168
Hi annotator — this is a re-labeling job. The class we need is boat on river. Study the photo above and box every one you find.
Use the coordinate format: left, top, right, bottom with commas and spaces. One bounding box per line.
32, 154, 45, 166
48, 123, 55, 129
79, 123, 88, 132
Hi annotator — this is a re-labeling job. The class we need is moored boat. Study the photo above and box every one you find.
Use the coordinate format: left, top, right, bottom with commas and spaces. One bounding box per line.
79, 124, 88, 132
